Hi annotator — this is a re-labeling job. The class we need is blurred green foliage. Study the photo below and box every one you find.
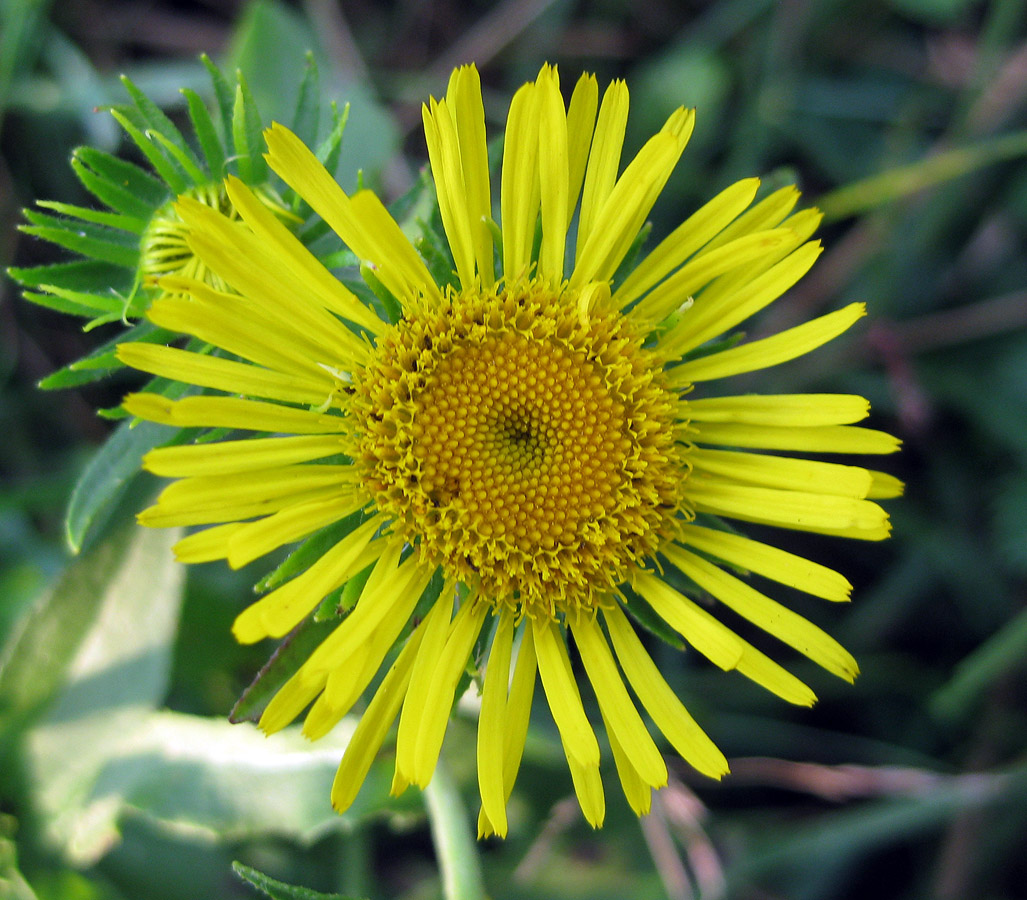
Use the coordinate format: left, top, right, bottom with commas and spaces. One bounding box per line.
2, 1, 1027, 899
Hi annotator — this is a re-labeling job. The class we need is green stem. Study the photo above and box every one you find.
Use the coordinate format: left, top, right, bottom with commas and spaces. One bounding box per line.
424, 763, 487, 900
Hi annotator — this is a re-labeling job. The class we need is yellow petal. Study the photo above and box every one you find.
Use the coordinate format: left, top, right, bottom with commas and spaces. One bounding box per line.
565, 72, 599, 221
631, 571, 743, 671
676, 524, 852, 602
660, 240, 824, 360
604, 605, 728, 779
263, 123, 438, 306
412, 598, 488, 786
123, 392, 339, 435
576, 79, 628, 256
423, 97, 476, 287
669, 303, 866, 383
117, 343, 333, 406
614, 177, 760, 309
447, 65, 494, 286
396, 588, 456, 782
172, 522, 244, 563
532, 617, 600, 769
690, 447, 874, 498
571, 614, 667, 787
177, 198, 373, 361
224, 176, 385, 334
500, 79, 541, 280
148, 285, 335, 380
664, 546, 859, 681
701, 184, 801, 252
629, 227, 800, 324
602, 706, 652, 816
226, 490, 368, 569
309, 562, 438, 740
138, 465, 355, 528
735, 643, 817, 706
477, 609, 515, 837
330, 618, 427, 814
868, 470, 905, 499
685, 393, 870, 427
479, 620, 537, 838
687, 420, 900, 454
144, 435, 347, 478
538, 67, 570, 283
686, 479, 891, 539
231, 515, 387, 643
567, 754, 605, 829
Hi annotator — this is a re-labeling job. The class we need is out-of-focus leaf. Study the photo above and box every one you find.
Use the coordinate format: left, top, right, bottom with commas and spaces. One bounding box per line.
930, 607, 1027, 722
725, 764, 1027, 896
818, 128, 1027, 221
226, 0, 398, 187
28, 710, 414, 864
233, 863, 365, 895
17, 521, 180, 864
0, 524, 179, 733
233, 861, 366, 900
0, 815, 38, 900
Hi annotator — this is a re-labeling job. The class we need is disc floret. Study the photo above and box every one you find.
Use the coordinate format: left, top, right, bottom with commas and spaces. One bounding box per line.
353, 277, 686, 616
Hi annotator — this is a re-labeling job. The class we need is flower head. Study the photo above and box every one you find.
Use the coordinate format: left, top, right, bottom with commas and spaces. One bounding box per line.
118, 64, 901, 837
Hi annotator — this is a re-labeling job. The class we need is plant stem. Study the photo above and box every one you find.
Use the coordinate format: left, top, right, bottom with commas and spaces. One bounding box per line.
424, 762, 487, 900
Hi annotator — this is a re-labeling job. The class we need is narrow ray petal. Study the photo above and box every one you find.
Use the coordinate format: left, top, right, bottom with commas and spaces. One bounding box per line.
533, 617, 600, 769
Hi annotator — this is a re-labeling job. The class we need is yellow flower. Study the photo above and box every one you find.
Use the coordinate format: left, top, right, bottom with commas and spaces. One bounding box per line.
117, 64, 901, 837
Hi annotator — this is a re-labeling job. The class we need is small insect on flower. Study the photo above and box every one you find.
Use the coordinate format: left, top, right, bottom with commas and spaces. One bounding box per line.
118, 63, 901, 837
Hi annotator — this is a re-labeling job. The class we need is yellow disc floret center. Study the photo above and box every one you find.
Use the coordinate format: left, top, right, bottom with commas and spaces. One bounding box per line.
354, 279, 685, 616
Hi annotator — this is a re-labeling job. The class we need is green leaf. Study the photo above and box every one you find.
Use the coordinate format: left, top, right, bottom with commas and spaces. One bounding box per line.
8, 258, 133, 294
108, 108, 190, 195
201, 52, 236, 142
120, 73, 195, 161
36, 199, 148, 234
72, 146, 168, 216
19, 287, 118, 319
65, 407, 186, 554
20, 209, 140, 268
316, 102, 349, 174
229, 616, 338, 724
39, 320, 172, 390
182, 87, 226, 179
232, 72, 267, 184
233, 862, 367, 900
148, 126, 208, 185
